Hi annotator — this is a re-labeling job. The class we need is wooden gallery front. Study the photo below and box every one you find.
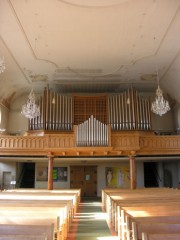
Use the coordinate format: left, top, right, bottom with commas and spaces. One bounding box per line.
0, 87, 180, 197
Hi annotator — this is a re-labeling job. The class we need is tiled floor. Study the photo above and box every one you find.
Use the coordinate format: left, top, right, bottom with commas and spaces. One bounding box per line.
67, 198, 118, 240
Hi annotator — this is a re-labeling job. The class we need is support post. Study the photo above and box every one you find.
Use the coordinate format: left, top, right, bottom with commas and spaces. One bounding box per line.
47, 152, 54, 190
129, 155, 136, 189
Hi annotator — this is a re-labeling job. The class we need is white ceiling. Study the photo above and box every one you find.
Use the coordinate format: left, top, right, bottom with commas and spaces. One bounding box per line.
0, 0, 180, 105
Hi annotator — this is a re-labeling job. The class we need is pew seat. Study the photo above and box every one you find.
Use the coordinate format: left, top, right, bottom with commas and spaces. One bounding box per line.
142, 232, 180, 240
0, 224, 54, 240
132, 222, 180, 240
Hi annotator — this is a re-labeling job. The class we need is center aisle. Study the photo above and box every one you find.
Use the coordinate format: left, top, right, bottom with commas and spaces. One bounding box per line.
67, 198, 118, 240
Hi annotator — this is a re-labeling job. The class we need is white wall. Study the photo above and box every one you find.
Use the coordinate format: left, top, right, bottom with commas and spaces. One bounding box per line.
35, 162, 70, 189
0, 162, 16, 189
136, 161, 144, 188
140, 92, 174, 132
173, 104, 180, 134
163, 161, 179, 188
7, 94, 29, 135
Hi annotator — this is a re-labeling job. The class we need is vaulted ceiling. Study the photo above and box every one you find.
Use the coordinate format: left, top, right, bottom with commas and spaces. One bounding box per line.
0, 0, 180, 107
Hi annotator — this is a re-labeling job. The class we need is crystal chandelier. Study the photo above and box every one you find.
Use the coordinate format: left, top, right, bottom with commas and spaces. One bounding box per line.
21, 89, 40, 119
0, 56, 5, 74
151, 35, 170, 116
151, 77, 170, 116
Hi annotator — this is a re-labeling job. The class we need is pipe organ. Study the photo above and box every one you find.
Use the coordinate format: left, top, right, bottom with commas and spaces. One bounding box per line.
29, 87, 151, 133
76, 115, 109, 146
29, 87, 73, 131
108, 88, 151, 131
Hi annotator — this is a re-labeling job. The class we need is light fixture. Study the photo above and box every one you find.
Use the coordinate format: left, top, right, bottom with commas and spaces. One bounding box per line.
0, 56, 5, 74
151, 73, 170, 116
21, 89, 40, 120
0, 128, 6, 134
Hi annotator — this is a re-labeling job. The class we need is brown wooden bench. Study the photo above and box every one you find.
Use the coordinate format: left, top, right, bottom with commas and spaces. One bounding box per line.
0, 235, 46, 240
132, 222, 180, 240
102, 188, 180, 220
102, 188, 180, 240
6, 188, 81, 212
142, 232, 180, 240
2, 189, 81, 214
119, 205, 180, 239
0, 189, 81, 240
0, 199, 73, 229
0, 204, 70, 240
0, 224, 54, 240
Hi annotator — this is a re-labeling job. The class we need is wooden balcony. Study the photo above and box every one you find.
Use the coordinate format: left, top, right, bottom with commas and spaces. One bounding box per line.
0, 130, 180, 157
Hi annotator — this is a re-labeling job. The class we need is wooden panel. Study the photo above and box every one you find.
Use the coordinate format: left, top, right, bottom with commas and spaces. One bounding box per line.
74, 96, 107, 124
1, 132, 180, 156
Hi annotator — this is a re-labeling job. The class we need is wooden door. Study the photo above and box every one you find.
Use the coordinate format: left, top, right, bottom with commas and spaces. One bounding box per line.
70, 166, 85, 196
70, 166, 97, 197
84, 166, 97, 197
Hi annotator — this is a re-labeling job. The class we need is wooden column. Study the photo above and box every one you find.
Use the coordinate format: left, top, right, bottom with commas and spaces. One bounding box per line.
47, 152, 54, 190
129, 154, 136, 189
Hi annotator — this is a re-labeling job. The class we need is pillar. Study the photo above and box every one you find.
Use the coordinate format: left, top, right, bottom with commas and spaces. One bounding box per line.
129, 155, 136, 189
47, 152, 54, 190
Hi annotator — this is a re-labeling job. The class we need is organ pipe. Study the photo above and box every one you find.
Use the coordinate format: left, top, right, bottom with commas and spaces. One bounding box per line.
76, 115, 108, 146
30, 87, 73, 131
108, 87, 152, 131
29, 86, 151, 132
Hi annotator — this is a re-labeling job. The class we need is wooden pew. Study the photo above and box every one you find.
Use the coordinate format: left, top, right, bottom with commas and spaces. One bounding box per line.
2, 189, 80, 214
0, 224, 54, 240
0, 203, 70, 240
142, 232, 180, 240
102, 188, 180, 225
6, 188, 81, 213
119, 205, 180, 240
132, 222, 180, 240
102, 188, 180, 240
102, 188, 172, 211
114, 198, 180, 230
0, 189, 81, 240
0, 235, 46, 240
0, 190, 79, 229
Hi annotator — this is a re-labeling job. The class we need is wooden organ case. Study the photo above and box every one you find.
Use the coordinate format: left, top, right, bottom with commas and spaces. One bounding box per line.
29, 87, 152, 146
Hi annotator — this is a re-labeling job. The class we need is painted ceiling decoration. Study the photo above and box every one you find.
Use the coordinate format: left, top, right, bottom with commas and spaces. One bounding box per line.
0, 0, 180, 105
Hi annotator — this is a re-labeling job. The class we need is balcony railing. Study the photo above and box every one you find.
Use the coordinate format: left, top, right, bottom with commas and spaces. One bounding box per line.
0, 131, 180, 156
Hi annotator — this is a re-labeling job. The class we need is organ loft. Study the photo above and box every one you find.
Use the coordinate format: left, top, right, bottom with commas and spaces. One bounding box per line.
29, 86, 151, 136
1, 86, 180, 190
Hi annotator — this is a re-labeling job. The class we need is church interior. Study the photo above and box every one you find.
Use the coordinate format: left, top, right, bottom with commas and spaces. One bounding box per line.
0, 1, 180, 239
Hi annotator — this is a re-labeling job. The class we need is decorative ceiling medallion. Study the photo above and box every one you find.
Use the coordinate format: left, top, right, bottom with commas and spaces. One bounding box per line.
60, 0, 130, 7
